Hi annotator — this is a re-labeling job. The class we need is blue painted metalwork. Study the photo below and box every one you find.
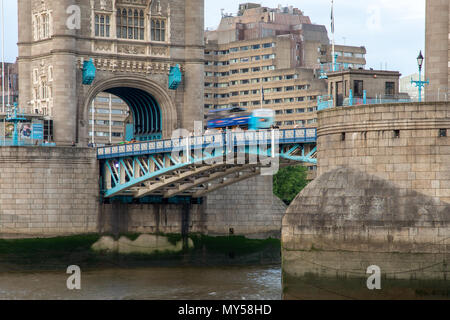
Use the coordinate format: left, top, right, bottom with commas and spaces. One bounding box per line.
349, 89, 353, 106
105, 87, 162, 141
98, 129, 316, 160
318, 61, 354, 79
411, 67, 429, 103
169, 64, 182, 90
317, 95, 334, 111
82, 59, 96, 85
6, 103, 27, 146
98, 129, 317, 198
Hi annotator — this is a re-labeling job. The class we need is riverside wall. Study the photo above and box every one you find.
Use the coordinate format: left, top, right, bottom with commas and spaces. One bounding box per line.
0, 147, 285, 239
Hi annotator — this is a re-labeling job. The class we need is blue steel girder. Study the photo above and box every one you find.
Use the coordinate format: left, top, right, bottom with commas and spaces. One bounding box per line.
99, 129, 318, 198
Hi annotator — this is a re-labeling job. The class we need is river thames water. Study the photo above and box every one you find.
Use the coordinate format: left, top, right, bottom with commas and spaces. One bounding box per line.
0, 265, 282, 300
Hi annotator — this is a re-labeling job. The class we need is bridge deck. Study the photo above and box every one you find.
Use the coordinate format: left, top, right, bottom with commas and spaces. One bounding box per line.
97, 129, 317, 199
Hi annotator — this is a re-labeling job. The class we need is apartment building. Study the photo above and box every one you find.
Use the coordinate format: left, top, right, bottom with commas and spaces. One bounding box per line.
88, 93, 129, 146
0, 62, 19, 107
204, 3, 367, 129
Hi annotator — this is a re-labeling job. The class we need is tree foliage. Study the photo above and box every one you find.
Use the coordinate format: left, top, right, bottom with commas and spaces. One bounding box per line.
273, 165, 309, 205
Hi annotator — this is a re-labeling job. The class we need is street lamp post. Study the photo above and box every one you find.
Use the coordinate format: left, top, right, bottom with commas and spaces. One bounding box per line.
411, 51, 429, 102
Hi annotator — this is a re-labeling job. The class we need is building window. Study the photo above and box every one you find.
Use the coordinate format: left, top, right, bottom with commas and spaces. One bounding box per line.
42, 14, 50, 38
354, 80, 364, 97
151, 18, 166, 41
262, 66, 275, 71
117, 9, 145, 40
95, 14, 110, 37
34, 12, 52, 40
48, 66, 53, 81
439, 129, 447, 137
385, 82, 395, 96
33, 69, 39, 84
393, 130, 400, 139
262, 54, 275, 60
262, 42, 275, 48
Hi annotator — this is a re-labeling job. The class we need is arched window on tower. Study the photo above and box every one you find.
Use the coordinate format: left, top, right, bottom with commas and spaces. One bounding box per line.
42, 14, 49, 38
95, 13, 110, 37
117, 8, 145, 40
151, 18, 166, 42
33, 12, 51, 40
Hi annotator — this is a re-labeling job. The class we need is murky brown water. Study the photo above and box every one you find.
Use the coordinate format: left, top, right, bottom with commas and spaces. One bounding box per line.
0, 265, 282, 300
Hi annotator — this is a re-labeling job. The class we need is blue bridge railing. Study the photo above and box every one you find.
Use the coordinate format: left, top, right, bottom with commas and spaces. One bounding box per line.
97, 128, 317, 160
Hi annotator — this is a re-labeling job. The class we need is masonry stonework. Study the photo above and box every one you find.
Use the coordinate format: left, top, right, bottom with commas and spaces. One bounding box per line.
18, 0, 204, 146
0, 147, 99, 237
283, 102, 450, 282
99, 176, 286, 239
425, 0, 450, 96
205, 175, 287, 239
0, 147, 285, 239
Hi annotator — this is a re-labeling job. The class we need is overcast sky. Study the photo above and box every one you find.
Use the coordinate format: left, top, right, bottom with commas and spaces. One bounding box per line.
207, 0, 426, 76
2, 0, 426, 76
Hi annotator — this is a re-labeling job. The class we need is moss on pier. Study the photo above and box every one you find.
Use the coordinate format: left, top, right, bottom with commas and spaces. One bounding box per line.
0, 233, 281, 271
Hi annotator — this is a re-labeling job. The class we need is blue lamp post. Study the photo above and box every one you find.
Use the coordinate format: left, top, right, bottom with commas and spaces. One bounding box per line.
411, 51, 429, 102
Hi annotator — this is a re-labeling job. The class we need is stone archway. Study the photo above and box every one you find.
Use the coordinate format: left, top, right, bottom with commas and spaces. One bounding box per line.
79, 76, 178, 144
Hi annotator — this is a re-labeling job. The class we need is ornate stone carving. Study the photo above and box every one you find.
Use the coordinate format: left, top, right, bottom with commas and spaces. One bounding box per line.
116, 0, 151, 7
151, 46, 168, 56
117, 44, 146, 55
77, 57, 180, 75
94, 41, 113, 52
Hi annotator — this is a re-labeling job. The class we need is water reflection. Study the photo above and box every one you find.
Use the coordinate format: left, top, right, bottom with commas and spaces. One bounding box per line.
0, 265, 282, 300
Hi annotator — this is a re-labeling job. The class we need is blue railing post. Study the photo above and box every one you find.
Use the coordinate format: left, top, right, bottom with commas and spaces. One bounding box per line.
363, 90, 367, 105
349, 89, 353, 106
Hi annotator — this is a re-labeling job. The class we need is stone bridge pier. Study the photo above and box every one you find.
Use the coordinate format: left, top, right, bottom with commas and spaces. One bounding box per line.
0, 147, 285, 239
283, 102, 450, 296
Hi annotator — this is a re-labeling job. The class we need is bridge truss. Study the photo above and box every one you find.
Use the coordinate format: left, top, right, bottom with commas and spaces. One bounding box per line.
97, 129, 317, 200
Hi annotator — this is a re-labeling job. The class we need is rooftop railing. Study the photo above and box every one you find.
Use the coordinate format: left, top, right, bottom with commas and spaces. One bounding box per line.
318, 63, 358, 79
317, 95, 334, 111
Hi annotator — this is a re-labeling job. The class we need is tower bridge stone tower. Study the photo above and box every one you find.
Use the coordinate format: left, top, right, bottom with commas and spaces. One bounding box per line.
18, 0, 204, 145
425, 0, 450, 97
